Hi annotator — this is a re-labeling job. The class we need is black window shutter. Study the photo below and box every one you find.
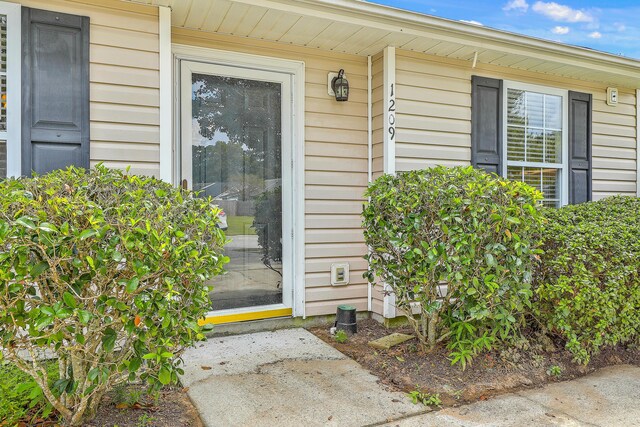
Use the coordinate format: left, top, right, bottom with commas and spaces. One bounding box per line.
22, 7, 89, 176
568, 91, 592, 204
471, 76, 503, 175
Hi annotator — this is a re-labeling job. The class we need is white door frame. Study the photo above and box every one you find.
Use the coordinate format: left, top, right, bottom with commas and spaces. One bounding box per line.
0, 1, 22, 177
172, 44, 306, 318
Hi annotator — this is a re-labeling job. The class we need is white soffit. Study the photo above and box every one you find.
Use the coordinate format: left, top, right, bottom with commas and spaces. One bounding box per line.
127, 0, 640, 88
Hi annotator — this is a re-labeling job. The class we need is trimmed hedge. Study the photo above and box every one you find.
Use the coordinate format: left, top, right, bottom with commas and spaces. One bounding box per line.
363, 166, 543, 365
534, 196, 640, 363
0, 166, 228, 425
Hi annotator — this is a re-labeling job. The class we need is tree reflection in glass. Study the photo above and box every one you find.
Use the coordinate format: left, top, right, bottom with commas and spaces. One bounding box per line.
190, 73, 283, 310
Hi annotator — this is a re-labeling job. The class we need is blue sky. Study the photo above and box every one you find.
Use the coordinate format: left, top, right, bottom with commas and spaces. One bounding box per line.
369, 0, 640, 59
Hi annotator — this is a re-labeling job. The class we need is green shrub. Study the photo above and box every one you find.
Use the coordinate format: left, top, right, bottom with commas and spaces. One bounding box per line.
0, 361, 57, 425
363, 166, 543, 363
534, 196, 640, 363
0, 166, 228, 426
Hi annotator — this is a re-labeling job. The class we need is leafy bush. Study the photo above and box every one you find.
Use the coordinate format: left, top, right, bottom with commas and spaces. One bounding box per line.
363, 166, 543, 363
0, 166, 228, 425
534, 196, 640, 363
0, 361, 57, 425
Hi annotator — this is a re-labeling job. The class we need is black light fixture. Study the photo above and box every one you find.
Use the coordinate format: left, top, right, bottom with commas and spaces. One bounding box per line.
331, 69, 349, 102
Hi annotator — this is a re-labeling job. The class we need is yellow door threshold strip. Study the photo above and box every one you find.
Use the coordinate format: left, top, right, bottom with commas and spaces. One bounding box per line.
199, 307, 293, 326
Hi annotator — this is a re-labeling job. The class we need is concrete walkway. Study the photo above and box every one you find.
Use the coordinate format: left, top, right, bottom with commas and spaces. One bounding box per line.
180, 329, 640, 427
382, 364, 640, 427
180, 329, 424, 426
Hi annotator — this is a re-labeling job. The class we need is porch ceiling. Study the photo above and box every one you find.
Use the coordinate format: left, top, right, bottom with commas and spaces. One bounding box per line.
126, 0, 640, 88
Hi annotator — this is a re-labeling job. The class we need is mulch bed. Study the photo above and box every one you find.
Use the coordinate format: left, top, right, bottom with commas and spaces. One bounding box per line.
85, 385, 203, 427
13, 321, 639, 425
309, 319, 640, 407
15, 385, 202, 427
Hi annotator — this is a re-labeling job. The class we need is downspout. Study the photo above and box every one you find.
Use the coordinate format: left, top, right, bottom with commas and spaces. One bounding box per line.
367, 54, 373, 313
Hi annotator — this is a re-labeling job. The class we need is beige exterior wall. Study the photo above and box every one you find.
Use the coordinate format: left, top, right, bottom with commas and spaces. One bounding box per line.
13, 1, 639, 318
394, 49, 638, 200
17, 0, 161, 177
371, 51, 384, 181
171, 29, 370, 316
370, 51, 385, 317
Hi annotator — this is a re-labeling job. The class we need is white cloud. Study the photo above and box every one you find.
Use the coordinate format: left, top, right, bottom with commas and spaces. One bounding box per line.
551, 26, 570, 34
460, 19, 483, 26
503, 0, 529, 12
588, 31, 602, 39
532, 1, 594, 23
614, 23, 626, 32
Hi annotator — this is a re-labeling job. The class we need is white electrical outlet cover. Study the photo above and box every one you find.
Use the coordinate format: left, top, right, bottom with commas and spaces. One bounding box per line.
330, 262, 350, 286
607, 87, 618, 106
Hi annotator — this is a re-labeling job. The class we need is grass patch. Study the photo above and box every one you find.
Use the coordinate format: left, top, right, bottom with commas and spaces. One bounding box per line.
0, 361, 58, 425
226, 215, 256, 236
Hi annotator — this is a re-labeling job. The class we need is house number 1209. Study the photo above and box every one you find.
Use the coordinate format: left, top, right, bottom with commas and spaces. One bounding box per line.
388, 83, 396, 141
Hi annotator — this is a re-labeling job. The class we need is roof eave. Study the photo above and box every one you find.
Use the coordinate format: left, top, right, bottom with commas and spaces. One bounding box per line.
229, 0, 640, 83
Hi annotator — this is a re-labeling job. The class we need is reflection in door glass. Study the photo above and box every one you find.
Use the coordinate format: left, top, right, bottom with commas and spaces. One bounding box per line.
191, 73, 282, 311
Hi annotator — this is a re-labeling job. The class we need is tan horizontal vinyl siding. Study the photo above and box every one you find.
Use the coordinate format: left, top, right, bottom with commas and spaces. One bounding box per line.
371, 51, 384, 180
394, 49, 637, 200
369, 51, 385, 316
591, 91, 637, 198
172, 29, 369, 316
18, 0, 161, 177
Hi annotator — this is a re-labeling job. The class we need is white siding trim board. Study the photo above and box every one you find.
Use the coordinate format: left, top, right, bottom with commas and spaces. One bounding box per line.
637, 89, 640, 197
382, 45, 396, 319
158, 5, 172, 183
367, 53, 373, 313
1, 1, 21, 177
383, 46, 396, 176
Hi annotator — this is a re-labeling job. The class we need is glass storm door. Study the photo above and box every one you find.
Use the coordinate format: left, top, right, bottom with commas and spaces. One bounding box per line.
180, 60, 292, 315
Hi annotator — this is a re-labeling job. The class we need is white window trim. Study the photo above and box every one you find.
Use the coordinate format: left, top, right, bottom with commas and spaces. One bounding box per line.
171, 44, 306, 318
0, 1, 21, 177
502, 80, 569, 206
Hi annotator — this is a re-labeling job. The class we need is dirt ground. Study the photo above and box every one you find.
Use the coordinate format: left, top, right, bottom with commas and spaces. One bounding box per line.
84, 385, 203, 427
15, 384, 202, 427
309, 319, 640, 407
16, 320, 639, 425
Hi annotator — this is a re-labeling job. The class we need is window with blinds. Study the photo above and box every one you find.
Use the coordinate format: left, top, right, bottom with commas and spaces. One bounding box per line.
505, 87, 565, 207
0, 13, 7, 178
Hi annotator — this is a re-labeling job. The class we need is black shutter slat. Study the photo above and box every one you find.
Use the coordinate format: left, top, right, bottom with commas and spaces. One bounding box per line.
22, 7, 90, 176
471, 76, 503, 175
568, 91, 592, 204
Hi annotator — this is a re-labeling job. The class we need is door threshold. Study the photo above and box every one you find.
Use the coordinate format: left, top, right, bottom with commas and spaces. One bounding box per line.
199, 307, 293, 326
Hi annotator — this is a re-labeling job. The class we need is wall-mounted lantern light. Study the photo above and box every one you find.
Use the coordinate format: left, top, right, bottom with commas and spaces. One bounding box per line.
331, 69, 349, 102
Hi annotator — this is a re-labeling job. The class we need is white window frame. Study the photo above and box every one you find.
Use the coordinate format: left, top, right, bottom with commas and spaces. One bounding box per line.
502, 80, 569, 207
0, 1, 21, 177
172, 44, 306, 319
